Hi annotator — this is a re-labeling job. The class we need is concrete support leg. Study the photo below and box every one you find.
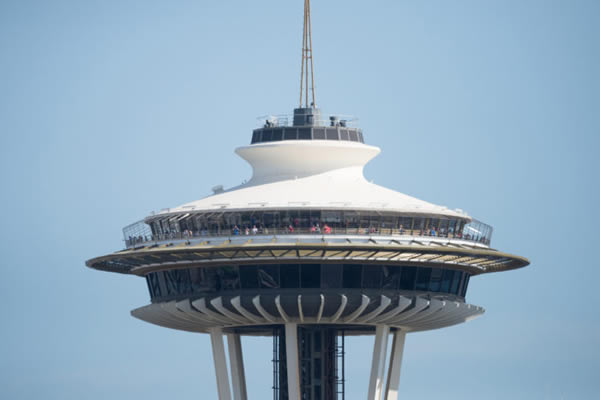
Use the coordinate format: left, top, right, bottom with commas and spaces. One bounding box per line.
285, 323, 301, 400
227, 333, 248, 400
368, 324, 390, 400
384, 330, 406, 400
210, 327, 232, 400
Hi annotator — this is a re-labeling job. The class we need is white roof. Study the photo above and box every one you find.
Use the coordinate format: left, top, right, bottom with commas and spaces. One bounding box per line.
152, 141, 468, 219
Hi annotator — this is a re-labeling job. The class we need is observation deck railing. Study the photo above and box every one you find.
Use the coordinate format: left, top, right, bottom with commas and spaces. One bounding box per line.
124, 220, 492, 249
256, 114, 360, 129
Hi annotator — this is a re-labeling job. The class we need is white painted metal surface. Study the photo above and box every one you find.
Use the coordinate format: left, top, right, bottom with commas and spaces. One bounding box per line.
227, 333, 248, 400
385, 331, 406, 400
154, 141, 466, 219
368, 325, 390, 400
285, 323, 301, 400
210, 328, 232, 400
131, 295, 484, 333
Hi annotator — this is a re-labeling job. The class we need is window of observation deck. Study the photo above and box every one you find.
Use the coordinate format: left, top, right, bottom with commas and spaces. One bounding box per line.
128, 210, 493, 248
145, 264, 472, 302
251, 127, 365, 144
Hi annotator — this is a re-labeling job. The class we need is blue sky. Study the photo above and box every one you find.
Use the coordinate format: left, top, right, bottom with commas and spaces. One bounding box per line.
1, 0, 598, 399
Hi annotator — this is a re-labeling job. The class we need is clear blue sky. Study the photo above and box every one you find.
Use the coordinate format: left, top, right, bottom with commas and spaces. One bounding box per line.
1, 0, 598, 399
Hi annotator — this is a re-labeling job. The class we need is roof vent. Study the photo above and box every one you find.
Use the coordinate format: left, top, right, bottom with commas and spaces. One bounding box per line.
212, 185, 224, 194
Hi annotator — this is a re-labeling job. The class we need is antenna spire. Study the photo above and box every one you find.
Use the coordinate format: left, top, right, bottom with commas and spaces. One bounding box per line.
299, 0, 316, 108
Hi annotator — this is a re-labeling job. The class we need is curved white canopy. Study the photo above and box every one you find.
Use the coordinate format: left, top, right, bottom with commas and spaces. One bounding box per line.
154, 141, 468, 219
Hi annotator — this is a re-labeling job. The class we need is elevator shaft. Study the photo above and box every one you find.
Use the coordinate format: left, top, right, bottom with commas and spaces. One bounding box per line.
274, 326, 344, 400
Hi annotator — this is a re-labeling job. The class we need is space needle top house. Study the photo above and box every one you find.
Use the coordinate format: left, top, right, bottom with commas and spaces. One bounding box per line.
86, 1, 530, 400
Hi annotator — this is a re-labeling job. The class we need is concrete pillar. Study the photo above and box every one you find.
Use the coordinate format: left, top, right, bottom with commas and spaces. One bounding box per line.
227, 333, 248, 400
384, 330, 406, 400
368, 324, 390, 400
210, 327, 232, 400
285, 323, 301, 400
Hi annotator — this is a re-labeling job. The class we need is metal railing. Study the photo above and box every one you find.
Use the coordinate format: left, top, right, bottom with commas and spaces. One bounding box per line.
257, 114, 360, 128
124, 223, 491, 248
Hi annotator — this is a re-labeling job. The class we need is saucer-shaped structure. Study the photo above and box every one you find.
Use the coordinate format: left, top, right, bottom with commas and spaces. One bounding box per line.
87, 106, 528, 400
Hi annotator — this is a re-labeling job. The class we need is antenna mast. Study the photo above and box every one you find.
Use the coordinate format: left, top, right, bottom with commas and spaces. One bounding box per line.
299, 0, 316, 108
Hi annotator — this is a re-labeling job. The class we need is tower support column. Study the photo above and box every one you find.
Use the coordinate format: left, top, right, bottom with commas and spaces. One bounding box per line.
368, 324, 390, 400
285, 323, 301, 400
227, 333, 248, 400
210, 327, 232, 400
384, 330, 406, 400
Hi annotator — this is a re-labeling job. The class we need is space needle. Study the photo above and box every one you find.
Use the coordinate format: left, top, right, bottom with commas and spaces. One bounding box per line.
86, 1, 530, 399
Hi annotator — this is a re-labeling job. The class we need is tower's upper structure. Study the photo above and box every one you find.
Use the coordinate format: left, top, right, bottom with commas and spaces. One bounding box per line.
86, 2, 529, 399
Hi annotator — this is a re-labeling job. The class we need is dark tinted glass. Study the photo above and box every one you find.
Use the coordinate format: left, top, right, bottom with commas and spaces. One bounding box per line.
362, 265, 382, 288
326, 129, 338, 140
258, 264, 279, 288
399, 266, 416, 290
240, 265, 259, 289
429, 268, 443, 292
343, 264, 362, 288
284, 128, 297, 140
461, 274, 470, 297
321, 264, 343, 288
313, 128, 326, 139
415, 268, 432, 291
450, 271, 462, 295
382, 265, 402, 289
220, 265, 239, 290
261, 130, 272, 142
272, 129, 283, 141
252, 131, 260, 143
298, 128, 311, 140
349, 131, 359, 142
340, 129, 349, 141
301, 264, 321, 288
281, 264, 300, 288
440, 269, 454, 293
358, 131, 364, 143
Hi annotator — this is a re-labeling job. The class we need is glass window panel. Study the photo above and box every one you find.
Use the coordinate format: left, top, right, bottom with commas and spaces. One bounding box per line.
284, 128, 298, 140
450, 271, 462, 294
343, 264, 362, 288
313, 128, 326, 139
358, 131, 364, 143
440, 269, 454, 293
298, 128, 311, 140
218, 265, 239, 290
461, 274, 470, 297
429, 268, 443, 292
362, 265, 383, 288
326, 129, 339, 140
413, 217, 424, 234
382, 265, 402, 290
448, 219, 457, 236
240, 265, 259, 289
321, 264, 343, 288
349, 131, 359, 142
281, 264, 300, 288
428, 219, 440, 236
415, 268, 432, 291
192, 268, 218, 292
340, 129, 349, 141
439, 219, 450, 237
399, 266, 417, 290
301, 264, 321, 288
261, 130, 272, 142
272, 129, 283, 141
258, 264, 279, 288
147, 273, 162, 298
251, 130, 261, 143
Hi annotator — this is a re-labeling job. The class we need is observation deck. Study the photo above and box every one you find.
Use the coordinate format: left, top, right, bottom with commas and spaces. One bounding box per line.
85, 2, 530, 399
252, 109, 364, 144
